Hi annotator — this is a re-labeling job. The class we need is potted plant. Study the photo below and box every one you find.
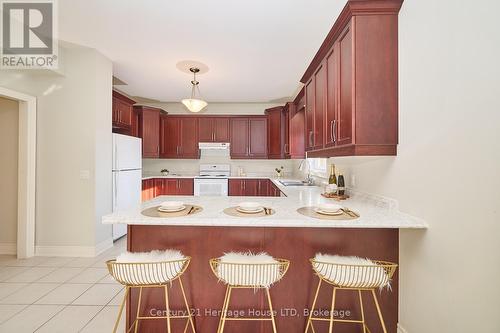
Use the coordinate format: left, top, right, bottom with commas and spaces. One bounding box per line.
275, 166, 284, 178
161, 169, 169, 176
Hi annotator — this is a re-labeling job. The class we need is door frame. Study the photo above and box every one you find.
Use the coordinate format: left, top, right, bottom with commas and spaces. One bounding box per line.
0, 86, 37, 258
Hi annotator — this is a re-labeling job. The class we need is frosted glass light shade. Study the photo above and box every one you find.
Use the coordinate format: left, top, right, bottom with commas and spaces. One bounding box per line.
181, 98, 207, 113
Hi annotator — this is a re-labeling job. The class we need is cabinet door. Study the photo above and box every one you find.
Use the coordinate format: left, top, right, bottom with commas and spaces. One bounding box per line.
112, 98, 119, 124
244, 179, 259, 196
141, 109, 160, 158
267, 109, 283, 159
305, 79, 315, 150
284, 106, 290, 157
179, 118, 199, 158
163, 179, 178, 195
230, 118, 249, 158
142, 179, 153, 201
214, 117, 230, 142
228, 179, 244, 196
257, 179, 269, 196
117, 100, 132, 127
154, 179, 166, 196
313, 63, 326, 149
198, 117, 213, 142
325, 46, 338, 148
177, 179, 194, 195
290, 105, 305, 158
248, 118, 267, 158
337, 23, 353, 146
160, 117, 179, 158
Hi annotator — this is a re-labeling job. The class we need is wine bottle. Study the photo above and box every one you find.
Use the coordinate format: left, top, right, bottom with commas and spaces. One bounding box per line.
338, 173, 345, 196
328, 164, 337, 185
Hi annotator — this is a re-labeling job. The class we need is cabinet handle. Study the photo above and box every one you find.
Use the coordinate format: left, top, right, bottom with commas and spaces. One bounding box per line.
309, 131, 314, 147
333, 120, 337, 143
212, 132, 215, 141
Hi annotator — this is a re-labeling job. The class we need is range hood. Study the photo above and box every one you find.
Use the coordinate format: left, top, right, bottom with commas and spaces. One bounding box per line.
198, 142, 230, 150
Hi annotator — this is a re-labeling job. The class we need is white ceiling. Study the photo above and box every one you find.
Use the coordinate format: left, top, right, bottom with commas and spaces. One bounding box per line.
59, 0, 344, 102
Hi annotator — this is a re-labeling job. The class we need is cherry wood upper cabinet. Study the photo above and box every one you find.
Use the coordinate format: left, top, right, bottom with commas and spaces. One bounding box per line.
301, 0, 402, 157
230, 116, 267, 159
229, 118, 249, 158
265, 106, 286, 159
198, 117, 230, 142
288, 89, 306, 159
112, 91, 135, 134
160, 115, 179, 158
136, 105, 164, 158
248, 117, 268, 158
305, 79, 315, 151
160, 116, 199, 159
325, 46, 338, 148
313, 63, 326, 150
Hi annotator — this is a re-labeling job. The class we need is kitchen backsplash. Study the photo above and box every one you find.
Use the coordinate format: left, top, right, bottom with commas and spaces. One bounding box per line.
143, 157, 296, 178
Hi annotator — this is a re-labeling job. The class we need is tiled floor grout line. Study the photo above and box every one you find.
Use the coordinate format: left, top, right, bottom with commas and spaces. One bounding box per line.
0, 238, 126, 331
77, 286, 124, 332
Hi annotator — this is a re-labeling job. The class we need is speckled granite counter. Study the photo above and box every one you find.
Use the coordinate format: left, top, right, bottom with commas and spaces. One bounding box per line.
103, 178, 427, 229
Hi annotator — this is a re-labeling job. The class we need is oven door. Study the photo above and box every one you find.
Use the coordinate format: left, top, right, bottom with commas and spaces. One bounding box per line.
194, 178, 229, 196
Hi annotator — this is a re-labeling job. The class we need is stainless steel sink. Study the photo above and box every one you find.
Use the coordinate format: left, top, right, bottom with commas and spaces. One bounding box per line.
278, 180, 313, 186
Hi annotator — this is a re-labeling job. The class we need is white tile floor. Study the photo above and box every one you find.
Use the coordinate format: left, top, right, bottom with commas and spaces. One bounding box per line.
0, 237, 126, 332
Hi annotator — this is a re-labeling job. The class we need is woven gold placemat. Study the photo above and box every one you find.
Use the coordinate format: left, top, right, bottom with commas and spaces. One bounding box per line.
297, 206, 359, 220
141, 205, 203, 218
223, 206, 275, 217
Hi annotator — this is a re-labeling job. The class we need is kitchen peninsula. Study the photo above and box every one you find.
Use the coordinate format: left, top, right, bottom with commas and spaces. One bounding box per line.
103, 179, 426, 333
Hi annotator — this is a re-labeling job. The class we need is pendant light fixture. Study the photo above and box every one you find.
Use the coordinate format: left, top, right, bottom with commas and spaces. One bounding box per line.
181, 67, 207, 113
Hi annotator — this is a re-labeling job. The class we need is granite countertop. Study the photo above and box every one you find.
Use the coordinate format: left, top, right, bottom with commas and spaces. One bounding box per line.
103, 178, 427, 229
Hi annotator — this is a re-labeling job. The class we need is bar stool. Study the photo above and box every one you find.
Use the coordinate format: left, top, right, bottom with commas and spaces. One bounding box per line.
106, 250, 196, 333
209, 252, 290, 333
304, 254, 397, 333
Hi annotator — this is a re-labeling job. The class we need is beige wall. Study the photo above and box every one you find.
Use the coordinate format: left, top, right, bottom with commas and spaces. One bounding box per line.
301, 0, 500, 331
0, 97, 19, 248
0, 44, 113, 254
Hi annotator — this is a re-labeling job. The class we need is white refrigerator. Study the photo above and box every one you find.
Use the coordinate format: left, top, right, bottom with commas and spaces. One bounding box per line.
112, 133, 142, 240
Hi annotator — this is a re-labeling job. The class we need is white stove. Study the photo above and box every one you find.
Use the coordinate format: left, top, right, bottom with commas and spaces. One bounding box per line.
194, 164, 230, 196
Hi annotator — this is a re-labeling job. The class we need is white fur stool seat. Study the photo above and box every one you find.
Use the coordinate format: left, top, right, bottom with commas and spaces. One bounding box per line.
210, 252, 289, 288
311, 254, 397, 288
107, 249, 188, 286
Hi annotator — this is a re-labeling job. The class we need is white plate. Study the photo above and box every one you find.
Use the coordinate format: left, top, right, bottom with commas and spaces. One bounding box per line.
237, 202, 262, 211
237, 206, 264, 214
158, 205, 186, 213
318, 203, 343, 213
315, 207, 343, 216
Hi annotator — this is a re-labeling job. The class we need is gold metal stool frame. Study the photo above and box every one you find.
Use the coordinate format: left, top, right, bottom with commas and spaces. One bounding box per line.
106, 257, 196, 333
305, 259, 397, 333
209, 258, 290, 333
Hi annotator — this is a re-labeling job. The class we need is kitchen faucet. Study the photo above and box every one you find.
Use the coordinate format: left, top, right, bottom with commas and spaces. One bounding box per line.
298, 159, 314, 185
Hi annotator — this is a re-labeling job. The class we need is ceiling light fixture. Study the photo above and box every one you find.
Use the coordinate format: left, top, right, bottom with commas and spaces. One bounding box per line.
181, 67, 207, 113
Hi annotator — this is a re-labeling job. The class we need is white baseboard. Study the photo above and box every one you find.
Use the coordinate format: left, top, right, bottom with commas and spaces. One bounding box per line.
0, 243, 17, 255
35, 238, 114, 257
398, 323, 409, 333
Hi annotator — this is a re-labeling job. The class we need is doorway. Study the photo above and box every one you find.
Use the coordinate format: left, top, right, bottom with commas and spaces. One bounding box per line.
0, 87, 36, 258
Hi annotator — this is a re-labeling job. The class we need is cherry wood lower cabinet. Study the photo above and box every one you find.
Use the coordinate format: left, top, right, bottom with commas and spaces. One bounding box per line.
141, 178, 194, 200
141, 179, 155, 202
126, 226, 399, 333
228, 179, 281, 197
